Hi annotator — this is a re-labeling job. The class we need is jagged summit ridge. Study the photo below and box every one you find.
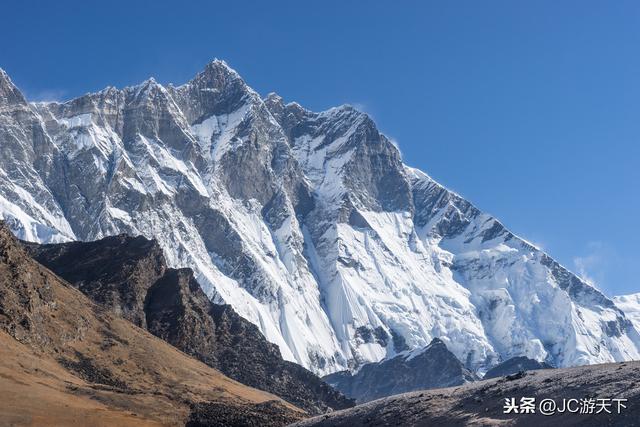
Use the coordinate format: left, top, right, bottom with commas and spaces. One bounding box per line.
0, 60, 639, 375
323, 337, 478, 403
0, 68, 28, 107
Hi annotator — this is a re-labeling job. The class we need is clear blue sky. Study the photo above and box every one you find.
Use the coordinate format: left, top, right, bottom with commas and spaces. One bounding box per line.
1, 1, 638, 296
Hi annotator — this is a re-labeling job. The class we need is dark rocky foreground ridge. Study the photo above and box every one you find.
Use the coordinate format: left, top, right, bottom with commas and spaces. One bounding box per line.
0, 221, 304, 426
296, 361, 640, 427
23, 233, 353, 414
323, 338, 478, 403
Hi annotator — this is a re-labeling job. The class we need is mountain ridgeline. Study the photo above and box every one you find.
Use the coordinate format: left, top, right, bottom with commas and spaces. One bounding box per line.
323, 338, 478, 403
1, 61, 639, 378
23, 233, 353, 414
0, 221, 305, 426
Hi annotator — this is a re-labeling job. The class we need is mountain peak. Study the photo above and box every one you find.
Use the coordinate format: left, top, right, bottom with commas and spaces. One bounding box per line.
173, 58, 254, 119
264, 92, 283, 104
192, 58, 245, 87
0, 68, 27, 106
206, 58, 233, 71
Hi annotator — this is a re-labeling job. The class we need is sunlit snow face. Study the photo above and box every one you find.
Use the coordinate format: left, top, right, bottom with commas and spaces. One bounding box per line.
1, 61, 637, 376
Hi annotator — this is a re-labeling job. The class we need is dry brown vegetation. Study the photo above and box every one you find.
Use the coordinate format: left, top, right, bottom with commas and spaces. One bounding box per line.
0, 223, 305, 426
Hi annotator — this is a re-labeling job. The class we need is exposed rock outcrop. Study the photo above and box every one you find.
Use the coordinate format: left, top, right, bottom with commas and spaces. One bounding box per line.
323, 338, 477, 403
25, 234, 353, 414
0, 221, 304, 426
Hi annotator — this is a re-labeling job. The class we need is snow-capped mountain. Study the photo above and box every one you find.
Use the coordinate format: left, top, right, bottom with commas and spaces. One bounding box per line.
1, 60, 638, 375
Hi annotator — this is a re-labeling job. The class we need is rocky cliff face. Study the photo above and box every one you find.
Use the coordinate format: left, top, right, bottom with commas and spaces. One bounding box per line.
322, 338, 477, 403
25, 234, 352, 414
1, 60, 639, 375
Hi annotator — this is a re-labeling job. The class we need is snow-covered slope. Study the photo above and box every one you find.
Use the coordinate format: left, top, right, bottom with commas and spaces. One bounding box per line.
614, 294, 640, 333
1, 61, 638, 375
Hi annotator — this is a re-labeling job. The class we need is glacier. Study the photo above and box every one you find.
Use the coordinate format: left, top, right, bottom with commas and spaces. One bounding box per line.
0, 61, 638, 375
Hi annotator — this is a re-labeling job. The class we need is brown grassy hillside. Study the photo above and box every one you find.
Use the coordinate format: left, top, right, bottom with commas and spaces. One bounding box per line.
0, 222, 304, 426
